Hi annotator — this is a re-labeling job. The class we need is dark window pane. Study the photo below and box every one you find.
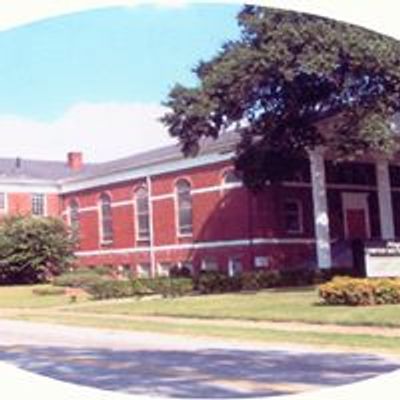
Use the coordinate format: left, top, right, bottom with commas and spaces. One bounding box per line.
177, 180, 193, 235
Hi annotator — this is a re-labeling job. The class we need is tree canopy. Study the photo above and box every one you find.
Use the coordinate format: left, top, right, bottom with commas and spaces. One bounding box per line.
162, 5, 400, 190
0, 216, 76, 284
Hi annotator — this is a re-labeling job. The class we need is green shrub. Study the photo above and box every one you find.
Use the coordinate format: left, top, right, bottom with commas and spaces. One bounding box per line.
0, 216, 76, 284
279, 268, 316, 287
242, 270, 281, 290
169, 265, 192, 278
53, 269, 105, 289
195, 270, 281, 294
159, 278, 193, 297
86, 278, 193, 300
32, 287, 66, 296
319, 277, 400, 306
195, 272, 240, 294
86, 280, 134, 300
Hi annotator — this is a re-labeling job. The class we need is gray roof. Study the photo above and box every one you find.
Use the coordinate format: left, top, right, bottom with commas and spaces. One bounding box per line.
0, 157, 97, 182
0, 131, 239, 184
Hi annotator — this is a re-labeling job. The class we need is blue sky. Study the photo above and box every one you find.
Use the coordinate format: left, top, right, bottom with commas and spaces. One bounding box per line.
0, 3, 242, 161
0, 4, 241, 121
0, 2, 398, 162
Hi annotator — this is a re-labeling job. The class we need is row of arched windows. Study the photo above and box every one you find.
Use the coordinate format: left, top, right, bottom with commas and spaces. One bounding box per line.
69, 177, 209, 243
69, 170, 241, 243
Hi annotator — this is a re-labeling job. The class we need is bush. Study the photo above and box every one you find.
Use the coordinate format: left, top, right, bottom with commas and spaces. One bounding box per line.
86, 278, 194, 300
169, 265, 192, 278
195, 270, 281, 294
195, 272, 240, 294
53, 268, 106, 289
86, 280, 135, 300
32, 287, 66, 296
319, 277, 400, 306
241, 270, 281, 290
0, 216, 76, 284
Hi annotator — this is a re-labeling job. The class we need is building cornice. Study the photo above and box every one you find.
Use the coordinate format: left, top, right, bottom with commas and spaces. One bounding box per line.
59, 151, 234, 194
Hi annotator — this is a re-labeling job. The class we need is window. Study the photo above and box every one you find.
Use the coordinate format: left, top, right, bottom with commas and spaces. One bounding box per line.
176, 179, 193, 235
254, 256, 270, 269
0, 192, 6, 212
118, 264, 133, 279
223, 169, 241, 185
69, 199, 80, 235
135, 186, 150, 240
179, 261, 194, 276
283, 199, 303, 233
100, 193, 113, 242
157, 263, 171, 277
325, 161, 376, 186
201, 257, 219, 272
137, 263, 151, 278
228, 256, 243, 277
32, 193, 45, 216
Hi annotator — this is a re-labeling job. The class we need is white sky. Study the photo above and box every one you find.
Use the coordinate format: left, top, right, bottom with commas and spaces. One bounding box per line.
1, 0, 400, 162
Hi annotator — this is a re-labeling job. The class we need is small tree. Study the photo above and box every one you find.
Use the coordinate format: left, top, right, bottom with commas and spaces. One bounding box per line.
0, 216, 76, 284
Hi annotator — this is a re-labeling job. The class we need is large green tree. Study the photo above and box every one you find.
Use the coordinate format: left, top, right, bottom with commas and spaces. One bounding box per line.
162, 6, 400, 190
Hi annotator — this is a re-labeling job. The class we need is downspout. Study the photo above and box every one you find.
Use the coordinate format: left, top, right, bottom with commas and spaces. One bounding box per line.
146, 175, 156, 277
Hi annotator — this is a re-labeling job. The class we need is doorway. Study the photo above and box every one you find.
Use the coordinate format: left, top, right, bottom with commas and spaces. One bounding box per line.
342, 192, 370, 239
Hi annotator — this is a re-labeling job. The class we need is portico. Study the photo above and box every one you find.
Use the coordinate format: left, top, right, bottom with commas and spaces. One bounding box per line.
310, 151, 396, 269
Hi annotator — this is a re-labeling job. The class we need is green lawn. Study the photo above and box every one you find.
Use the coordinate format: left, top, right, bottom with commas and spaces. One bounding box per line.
2, 285, 400, 354
14, 312, 400, 355
62, 287, 400, 327
0, 285, 88, 309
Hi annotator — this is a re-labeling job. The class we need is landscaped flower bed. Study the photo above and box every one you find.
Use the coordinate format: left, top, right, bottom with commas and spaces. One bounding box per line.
319, 276, 400, 306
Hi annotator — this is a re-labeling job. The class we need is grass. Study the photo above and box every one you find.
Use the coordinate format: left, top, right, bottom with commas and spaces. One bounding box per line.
1, 284, 400, 354
0, 284, 88, 309
13, 312, 400, 355
61, 287, 400, 327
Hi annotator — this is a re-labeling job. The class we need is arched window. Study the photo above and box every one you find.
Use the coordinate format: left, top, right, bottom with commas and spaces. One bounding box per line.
100, 193, 113, 242
135, 186, 150, 240
176, 179, 193, 235
69, 199, 80, 235
223, 169, 241, 185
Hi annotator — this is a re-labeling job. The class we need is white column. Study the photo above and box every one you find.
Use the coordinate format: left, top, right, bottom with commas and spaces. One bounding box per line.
309, 150, 332, 269
146, 176, 156, 277
376, 159, 395, 240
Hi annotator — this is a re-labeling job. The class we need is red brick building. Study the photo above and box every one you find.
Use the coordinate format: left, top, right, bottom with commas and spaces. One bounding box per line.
0, 132, 397, 277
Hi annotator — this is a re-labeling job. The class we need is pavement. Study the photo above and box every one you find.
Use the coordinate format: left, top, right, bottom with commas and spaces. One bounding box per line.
0, 319, 399, 398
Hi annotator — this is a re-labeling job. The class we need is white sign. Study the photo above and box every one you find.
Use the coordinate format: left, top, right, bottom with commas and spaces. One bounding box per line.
365, 242, 400, 277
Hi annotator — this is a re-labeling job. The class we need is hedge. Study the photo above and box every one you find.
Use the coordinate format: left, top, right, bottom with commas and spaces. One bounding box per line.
53, 268, 106, 289
86, 277, 193, 300
318, 276, 400, 306
195, 269, 281, 294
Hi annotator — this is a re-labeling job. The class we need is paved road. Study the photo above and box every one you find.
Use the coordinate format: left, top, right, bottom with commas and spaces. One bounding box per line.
0, 319, 399, 398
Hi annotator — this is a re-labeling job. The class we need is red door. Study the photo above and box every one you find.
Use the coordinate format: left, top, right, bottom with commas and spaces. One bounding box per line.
346, 209, 368, 239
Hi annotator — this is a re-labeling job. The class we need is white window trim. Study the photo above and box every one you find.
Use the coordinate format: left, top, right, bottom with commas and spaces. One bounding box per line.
284, 199, 304, 234
31, 193, 47, 217
228, 256, 243, 277
157, 262, 171, 277
68, 199, 80, 231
